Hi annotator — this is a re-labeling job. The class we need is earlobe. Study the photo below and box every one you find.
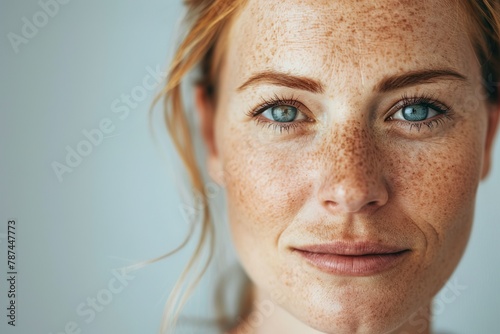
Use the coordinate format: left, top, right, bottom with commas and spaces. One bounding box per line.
194, 85, 223, 184
481, 102, 500, 179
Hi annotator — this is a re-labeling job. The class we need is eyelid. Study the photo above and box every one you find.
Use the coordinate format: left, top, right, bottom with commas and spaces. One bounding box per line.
246, 93, 315, 120
384, 93, 456, 134
244, 94, 317, 135
385, 93, 451, 120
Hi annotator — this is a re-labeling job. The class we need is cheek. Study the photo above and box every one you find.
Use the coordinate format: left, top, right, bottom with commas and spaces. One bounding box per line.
392, 138, 482, 222
386, 119, 487, 282
221, 133, 311, 250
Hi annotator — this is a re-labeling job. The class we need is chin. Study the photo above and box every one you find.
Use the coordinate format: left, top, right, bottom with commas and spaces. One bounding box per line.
286, 297, 419, 334
269, 261, 436, 334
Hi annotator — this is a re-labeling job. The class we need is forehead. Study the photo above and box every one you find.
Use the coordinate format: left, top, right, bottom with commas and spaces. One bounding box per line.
225, 0, 475, 91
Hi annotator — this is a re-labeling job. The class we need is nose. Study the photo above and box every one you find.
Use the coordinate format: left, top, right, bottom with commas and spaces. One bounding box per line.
317, 123, 389, 214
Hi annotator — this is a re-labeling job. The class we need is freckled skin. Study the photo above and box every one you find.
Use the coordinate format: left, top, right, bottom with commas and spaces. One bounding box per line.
197, 0, 498, 333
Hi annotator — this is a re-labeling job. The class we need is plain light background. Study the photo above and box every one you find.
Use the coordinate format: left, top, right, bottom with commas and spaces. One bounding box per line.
1, 1, 499, 333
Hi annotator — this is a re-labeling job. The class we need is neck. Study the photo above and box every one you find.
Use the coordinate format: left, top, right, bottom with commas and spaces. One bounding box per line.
229, 285, 432, 334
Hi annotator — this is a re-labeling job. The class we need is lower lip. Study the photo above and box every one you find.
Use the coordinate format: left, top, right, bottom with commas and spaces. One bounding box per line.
295, 250, 410, 276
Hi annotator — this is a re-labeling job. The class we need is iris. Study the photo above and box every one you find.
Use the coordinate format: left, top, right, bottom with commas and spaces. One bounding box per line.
270, 106, 297, 122
402, 105, 429, 121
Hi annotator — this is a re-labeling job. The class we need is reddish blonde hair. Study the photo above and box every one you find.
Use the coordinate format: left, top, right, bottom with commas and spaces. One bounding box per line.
155, 0, 500, 332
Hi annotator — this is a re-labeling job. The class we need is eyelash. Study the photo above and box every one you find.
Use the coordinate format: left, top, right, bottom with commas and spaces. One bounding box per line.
244, 94, 312, 133
245, 93, 455, 134
386, 93, 455, 133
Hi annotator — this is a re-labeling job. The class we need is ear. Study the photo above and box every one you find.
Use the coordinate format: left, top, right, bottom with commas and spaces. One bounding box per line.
481, 102, 500, 179
194, 85, 223, 184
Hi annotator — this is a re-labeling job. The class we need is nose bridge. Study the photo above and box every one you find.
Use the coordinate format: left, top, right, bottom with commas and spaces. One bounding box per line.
331, 120, 377, 181
318, 119, 387, 212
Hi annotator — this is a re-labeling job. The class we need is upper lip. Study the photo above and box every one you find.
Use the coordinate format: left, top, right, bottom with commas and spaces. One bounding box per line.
292, 241, 409, 256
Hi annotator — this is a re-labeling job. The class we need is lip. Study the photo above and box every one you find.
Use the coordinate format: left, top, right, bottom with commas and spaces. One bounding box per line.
292, 241, 410, 276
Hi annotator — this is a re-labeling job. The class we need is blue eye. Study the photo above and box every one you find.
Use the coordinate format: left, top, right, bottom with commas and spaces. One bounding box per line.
402, 105, 428, 121
245, 96, 313, 134
393, 103, 440, 122
262, 105, 304, 122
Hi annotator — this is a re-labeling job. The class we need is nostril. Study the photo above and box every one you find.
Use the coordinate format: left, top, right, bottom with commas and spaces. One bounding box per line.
321, 189, 389, 213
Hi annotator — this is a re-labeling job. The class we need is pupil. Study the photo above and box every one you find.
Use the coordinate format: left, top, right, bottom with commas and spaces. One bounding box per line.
271, 106, 297, 122
403, 105, 428, 121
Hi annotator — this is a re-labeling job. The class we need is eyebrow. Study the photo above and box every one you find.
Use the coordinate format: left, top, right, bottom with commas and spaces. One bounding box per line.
375, 69, 467, 92
237, 70, 325, 94
236, 68, 467, 94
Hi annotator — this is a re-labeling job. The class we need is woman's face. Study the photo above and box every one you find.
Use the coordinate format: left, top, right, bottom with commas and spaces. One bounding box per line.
198, 0, 499, 332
